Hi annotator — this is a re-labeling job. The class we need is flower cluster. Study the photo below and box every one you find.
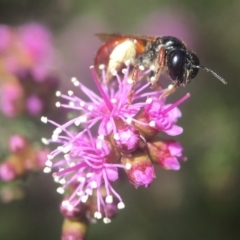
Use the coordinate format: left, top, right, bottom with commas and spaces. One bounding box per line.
42, 64, 189, 232
0, 23, 59, 117
0, 23, 55, 80
0, 135, 49, 183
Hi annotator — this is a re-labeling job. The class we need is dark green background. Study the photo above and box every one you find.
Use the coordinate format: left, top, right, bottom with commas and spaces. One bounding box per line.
0, 0, 240, 239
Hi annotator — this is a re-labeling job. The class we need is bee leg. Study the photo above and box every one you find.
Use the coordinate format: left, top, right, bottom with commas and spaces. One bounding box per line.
106, 70, 114, 83
132, 65, 139, 83
126, 88, 134, 107
149, 68, 163, 90
127, 79, 138, 107
151, 81, 163, 90
125, 65, 140, 106
150, 47, 165, 88
148, 48, 165, 88
160, 83, 178, 99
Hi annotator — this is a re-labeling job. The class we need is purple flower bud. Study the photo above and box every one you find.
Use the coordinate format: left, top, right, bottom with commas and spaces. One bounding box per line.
8, 135, 27, 154
61, 219, 87, 240
0, 79, 24, 117
26, 95, 43, 115
35, 149, 49, 169
60, 198, 83, 219
113, 123, 140, 154
147, 139, 186, 170
0, 162, 17, 181
121, 150, 156, 188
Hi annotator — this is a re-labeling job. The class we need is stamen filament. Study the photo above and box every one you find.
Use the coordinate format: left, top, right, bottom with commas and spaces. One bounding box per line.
162, 93, 190, 115
90, 66, 113, 112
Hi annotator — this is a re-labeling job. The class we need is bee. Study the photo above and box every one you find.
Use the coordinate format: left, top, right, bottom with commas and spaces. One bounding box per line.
94, 33, 227, 95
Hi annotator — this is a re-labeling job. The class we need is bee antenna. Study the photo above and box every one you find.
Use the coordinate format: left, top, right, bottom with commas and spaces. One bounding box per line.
193, 65, 227, 84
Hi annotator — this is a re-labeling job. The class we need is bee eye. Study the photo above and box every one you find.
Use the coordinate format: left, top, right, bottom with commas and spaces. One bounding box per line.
167, 49, 187, 83
188, 52, 200, 81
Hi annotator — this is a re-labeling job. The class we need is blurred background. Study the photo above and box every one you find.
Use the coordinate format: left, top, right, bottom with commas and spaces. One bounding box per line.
0, 0, 240, 239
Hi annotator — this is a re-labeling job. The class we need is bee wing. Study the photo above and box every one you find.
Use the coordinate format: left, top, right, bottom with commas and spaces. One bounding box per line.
95, 33, 124, 42
95, 33, 156, 43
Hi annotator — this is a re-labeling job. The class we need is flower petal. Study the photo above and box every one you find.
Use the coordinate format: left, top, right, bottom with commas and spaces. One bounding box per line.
164, 125, 183, 136
163, 157, 180, 170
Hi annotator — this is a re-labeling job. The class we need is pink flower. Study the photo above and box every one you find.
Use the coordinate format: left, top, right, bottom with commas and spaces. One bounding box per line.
43, 131, 124, 222
42, 65, 189, 222
18, 23, 52, 61
0, 162, 17, 181
0, 23, 59, 118
0, 23, 56, 81
26, 95, 43, 116
0, 135, 49, 182
144, 96, 187, 136
18, 23, 55, 81
0, 79, 24, 117
0, 25, 11, 52
8, 135, 27, 154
